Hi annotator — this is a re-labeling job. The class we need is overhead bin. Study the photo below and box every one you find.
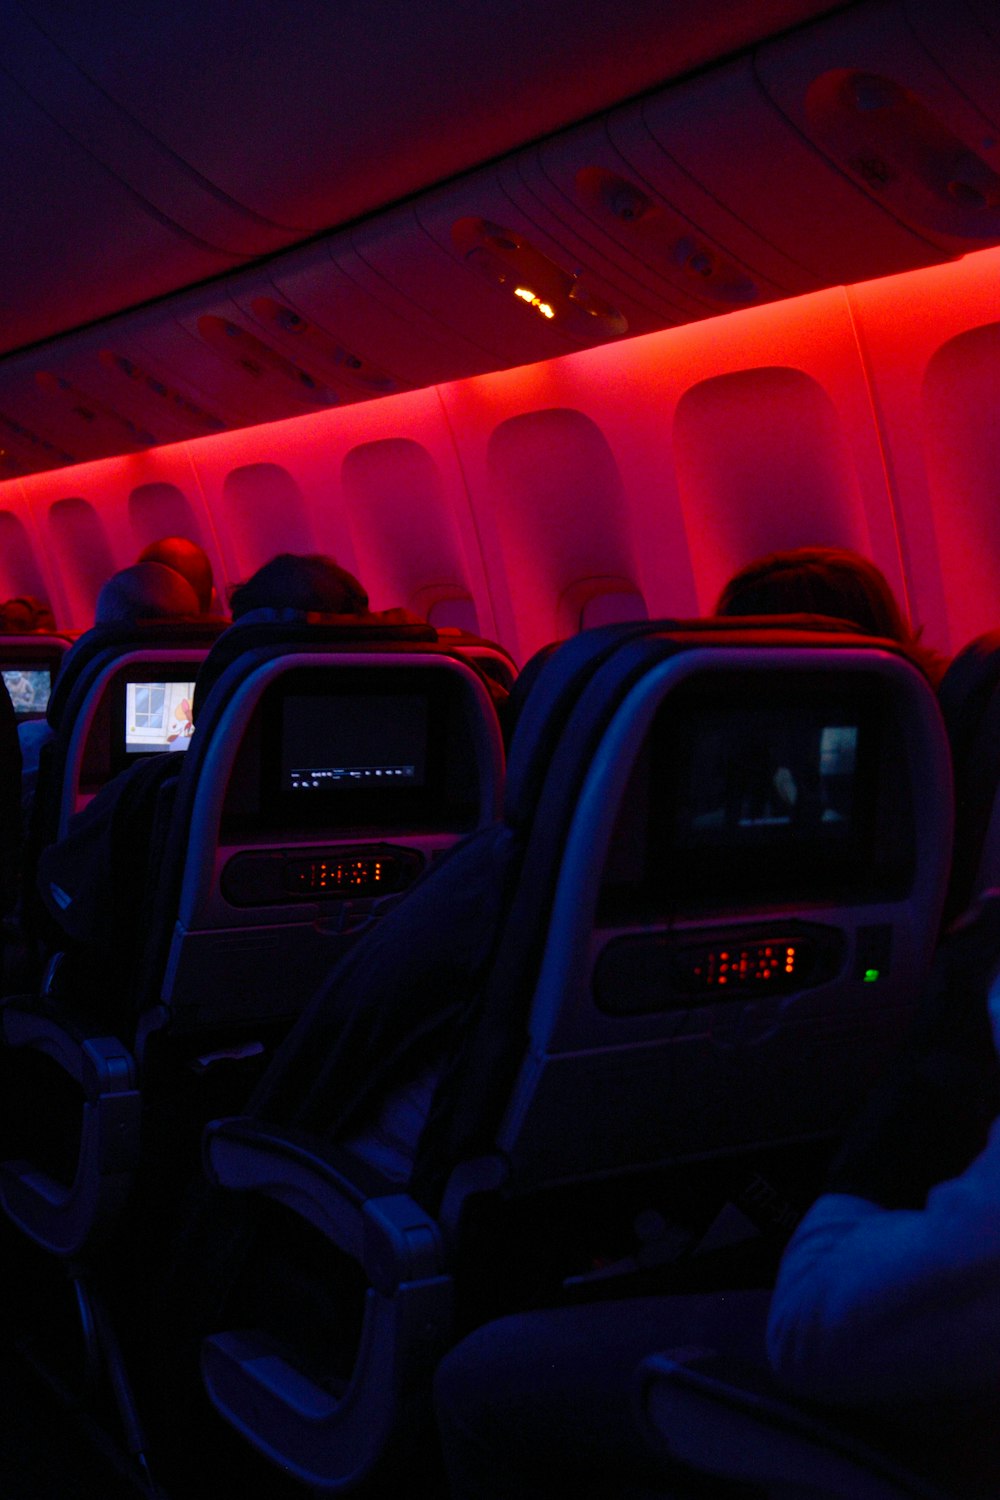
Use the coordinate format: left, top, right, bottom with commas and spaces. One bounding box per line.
349, 174, 655, 366
637, 57, 944, 288
527, 123, 807, 316
492, 148, 703, 325
0, 352, 155, 467
15, 335, 228, 458
0, 81, 231, 360
355, 198, 583, 366
240, 297, 404, 401
0, 407, 75, 478
757, 0, 1000, 251
164, 295, 350, 429
2, 5, 291, 263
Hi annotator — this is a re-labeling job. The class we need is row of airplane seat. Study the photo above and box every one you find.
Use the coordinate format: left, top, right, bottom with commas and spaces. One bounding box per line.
0, 541, 994, 1496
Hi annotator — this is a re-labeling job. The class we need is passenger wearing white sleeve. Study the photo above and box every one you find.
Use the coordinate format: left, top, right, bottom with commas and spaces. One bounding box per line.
767, 933, 1000, 1492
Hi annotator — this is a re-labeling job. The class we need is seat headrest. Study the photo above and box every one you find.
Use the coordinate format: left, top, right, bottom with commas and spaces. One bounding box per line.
938, 629, 1000, 763
46, 619, 226, 730
502, 615, 896, 830
937, 631, 1000, 919
191, 613, 439, 718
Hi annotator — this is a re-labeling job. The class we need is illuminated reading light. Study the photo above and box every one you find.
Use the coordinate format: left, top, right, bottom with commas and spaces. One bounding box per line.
514, 287, 556, 319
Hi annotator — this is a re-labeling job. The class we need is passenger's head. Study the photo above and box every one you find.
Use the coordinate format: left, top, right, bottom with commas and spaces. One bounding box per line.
716, 547, 912, 642
1, 595, 56, 632
229, 553, 369, 620
95, 562, 201, 626
137, 536, 215, 614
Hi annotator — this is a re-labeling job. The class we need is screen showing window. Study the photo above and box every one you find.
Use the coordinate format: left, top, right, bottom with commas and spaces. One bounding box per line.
2, 667, 51, 716
124, 680, 196, 753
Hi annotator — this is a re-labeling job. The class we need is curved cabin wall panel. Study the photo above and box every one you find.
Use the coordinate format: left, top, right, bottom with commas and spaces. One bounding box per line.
921, 323, 1000, 651
258, 386, 495, 629
340, 439, 484, 629
846, 247, 1000, 653
673, 366, 871, 612
438, 358, 697, 659
127, 483, 210, 554
482, 408, 642, 652
179, 385, 493, 626
45, 499, 116, 623
188, 453, 322, 588
616, 283, 906, 618
7, 244, 1000, 653
0, 490, 58, 616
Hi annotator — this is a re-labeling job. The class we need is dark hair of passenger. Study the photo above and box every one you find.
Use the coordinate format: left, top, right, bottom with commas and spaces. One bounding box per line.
137, 535, 215, 614
715, 546, 913, 641
716, 546, 949, 686
0, 595, 56, 632
94, 561, 201, 625
228, 553, 370, 620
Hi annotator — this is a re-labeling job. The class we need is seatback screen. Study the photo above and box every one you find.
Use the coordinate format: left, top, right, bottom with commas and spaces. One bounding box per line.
601, 678, 913, 916
280, 693, 428, 792
253, 667, 480, 834
2, 667, 51, 716
124, 680, 196, 753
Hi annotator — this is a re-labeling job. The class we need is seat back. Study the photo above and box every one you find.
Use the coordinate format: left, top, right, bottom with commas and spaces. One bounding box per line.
28, 621, 224, 851
55, 646, 216, 838
455, 627, 952, 1195
0, 634, 71, 721
147, 643, 505, 1039
938, 630, 1000, 920
192, 621, 951, 1495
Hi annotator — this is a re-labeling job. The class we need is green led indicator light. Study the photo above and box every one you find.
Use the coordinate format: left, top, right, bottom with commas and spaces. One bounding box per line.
863, 968, 880, 983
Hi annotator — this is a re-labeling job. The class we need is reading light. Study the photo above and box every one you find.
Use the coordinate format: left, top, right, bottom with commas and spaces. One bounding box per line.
514, 287, 556, 319
453, 216, 626, 339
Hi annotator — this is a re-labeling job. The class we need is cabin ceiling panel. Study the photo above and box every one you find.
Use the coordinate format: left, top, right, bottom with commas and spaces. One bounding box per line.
245, 246, 469, 392
0, 70, 231, 357
639, 58, 946, 287
7, 0, 1000, 481
758, 0, 1000, 253
17, 0, 840, 231
525, 126, 805, 318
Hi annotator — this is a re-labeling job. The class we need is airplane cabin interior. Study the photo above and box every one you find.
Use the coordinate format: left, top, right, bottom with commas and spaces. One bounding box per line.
0, 0, 999, 1495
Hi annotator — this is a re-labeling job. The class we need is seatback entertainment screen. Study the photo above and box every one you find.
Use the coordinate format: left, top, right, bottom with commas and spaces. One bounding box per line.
124, 680, 196, 753
601, 679, 913, 915
2, 667, 51, 717
281, 692, 428, 792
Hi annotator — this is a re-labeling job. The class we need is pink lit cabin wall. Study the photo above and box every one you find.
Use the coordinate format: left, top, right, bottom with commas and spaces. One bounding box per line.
1, 245, 998, 662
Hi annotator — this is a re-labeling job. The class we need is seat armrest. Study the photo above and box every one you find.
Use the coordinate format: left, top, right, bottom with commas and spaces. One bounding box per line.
203, 1116, 443, 1294
2, 1000, 136, 1096
201, 1116, 453, 1489
636, 1350, 956, 1500
0, 1000, 140, 1256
